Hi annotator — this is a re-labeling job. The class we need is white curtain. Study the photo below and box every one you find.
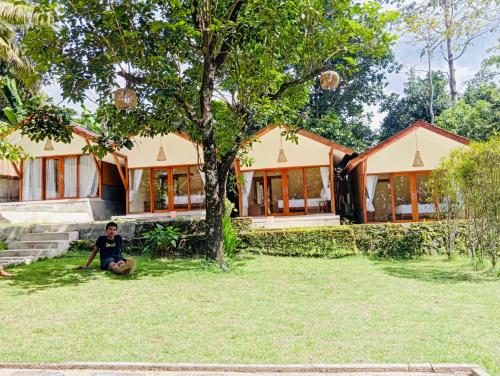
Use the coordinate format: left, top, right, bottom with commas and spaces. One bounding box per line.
45, 159, 58, 199
319, 167, 331, 200
365, 175, 379, 212
242, 171, 254, 216
64, 157, 77, 197
79, 155, 99, 197
22, 159, 42, 201
129, 169, 143, 202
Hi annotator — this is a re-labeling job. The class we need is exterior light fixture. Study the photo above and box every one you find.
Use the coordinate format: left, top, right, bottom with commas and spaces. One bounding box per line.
43, 139, 54, 151
277, 132, 287, 163
156, 145, 167, 162
412, 129, 424, 167
113, 88, 137, 110
320, 71, 340, 91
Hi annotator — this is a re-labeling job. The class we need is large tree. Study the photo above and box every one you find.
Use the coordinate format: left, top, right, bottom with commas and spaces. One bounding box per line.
303, 51, 399, 151
436, 84, 500, 141
26, 0, 396, 262
378, 70, 451, 141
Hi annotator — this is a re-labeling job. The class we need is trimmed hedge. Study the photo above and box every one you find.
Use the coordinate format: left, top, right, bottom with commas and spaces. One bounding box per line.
352, 221, 469, 259
239, 226, 357, 258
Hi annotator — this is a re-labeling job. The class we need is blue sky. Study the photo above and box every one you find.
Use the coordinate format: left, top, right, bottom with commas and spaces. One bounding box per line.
43, 4, 499, 131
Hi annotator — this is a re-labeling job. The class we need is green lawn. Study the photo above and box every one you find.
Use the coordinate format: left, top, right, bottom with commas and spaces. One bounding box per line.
0, 254, 498, 375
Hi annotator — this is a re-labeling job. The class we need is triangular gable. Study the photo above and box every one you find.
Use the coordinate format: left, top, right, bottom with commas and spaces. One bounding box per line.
345, 120, 469, 172
247, 124, 355, 155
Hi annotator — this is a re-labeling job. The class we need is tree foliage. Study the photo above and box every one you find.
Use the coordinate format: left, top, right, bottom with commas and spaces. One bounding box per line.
26, 0, 397, 261
378, 70, 451, 141
436, 84, 500, 141
431, 137, 500, 269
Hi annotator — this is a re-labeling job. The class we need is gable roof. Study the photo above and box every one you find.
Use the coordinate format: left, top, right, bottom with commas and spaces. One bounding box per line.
345, 120, 470, 172
247, 124, 355, 155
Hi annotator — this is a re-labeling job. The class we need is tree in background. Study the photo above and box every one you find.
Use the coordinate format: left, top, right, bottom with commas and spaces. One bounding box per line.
391, 0, 499, 103
436, 84, 499, 141
432, 137, 500, 269
303, 51, 399, 151
0, 0, 51, 85
378, 71, 451, 141
26, 0, 396, 262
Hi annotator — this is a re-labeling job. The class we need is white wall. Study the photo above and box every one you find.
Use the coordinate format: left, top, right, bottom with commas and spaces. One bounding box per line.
366, 127, 468, 174
240, 127, 345, 171
120, 133, 203, 168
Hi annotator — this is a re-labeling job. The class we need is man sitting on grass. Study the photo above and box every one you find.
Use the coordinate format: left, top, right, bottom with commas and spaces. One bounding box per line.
80, 221, 136, 275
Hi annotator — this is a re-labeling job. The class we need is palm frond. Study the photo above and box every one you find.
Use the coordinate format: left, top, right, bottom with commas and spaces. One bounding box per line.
0, 1, 52, 27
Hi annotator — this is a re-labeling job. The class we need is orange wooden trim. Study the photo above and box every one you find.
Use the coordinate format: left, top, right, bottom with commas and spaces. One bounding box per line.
187, 165, 191, 211
58, 158, 65, 199
125, 160, 130, 215
113, 154, 128, 190
18, 159, 23, 201
362, 161, 367, 224
98, 161, 103, 198
76, 156, 80, 198
10, 162, 21, 178
303, 167, 308, 215
263, 170, 269, 216
346, 121, 470, 172
410, 174, 418, 221
298, 129, 355, 154
72, 125, 97, 140
128, 163, 202, 170
389, 173, 396, 222
366, 169, 434, 176
329, 148, 336, 215
241, 164, 329, 172
282, 169, 289, 214
149, 167, 154, 213
235, 159, 243, 216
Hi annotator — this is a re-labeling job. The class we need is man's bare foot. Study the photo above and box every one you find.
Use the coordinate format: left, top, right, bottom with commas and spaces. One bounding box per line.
0, 268, 13, 278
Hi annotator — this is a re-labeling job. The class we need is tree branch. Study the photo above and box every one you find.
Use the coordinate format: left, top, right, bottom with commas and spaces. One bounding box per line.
174, 93, 201, 127
213, 0, 246, 69
268, 66, 329, 101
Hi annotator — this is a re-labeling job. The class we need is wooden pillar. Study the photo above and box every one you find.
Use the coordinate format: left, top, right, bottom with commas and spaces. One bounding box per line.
361, 161, 367, 224
329, 148, 336, 215
234, 158, 243, 216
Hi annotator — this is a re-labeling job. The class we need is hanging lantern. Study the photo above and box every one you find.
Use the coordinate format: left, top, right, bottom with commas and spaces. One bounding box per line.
44, 139, 54, 151
156, 145, 167, 161
277, 132, 287, 163
277, 148, 288, 163
412, 129, 424, 167
320, 71, 340, 91
412, 150, 424, 167
113, 88, 138, 110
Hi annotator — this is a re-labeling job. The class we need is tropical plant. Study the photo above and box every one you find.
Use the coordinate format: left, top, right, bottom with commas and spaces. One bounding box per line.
142, 224, 181, 258
0, 0, 51, 82
222, 200, 238, 259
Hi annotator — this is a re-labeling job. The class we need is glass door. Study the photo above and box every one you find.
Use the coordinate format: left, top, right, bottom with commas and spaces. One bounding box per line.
393, 174, 414, 221
44, 157, 61, 199
266, 170, 285, 215
287, 168, 306, 214
415, 173, 437, 220
153, 168, 170, 211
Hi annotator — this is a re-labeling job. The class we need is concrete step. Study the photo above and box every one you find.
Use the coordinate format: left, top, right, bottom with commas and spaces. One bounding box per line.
0, 255, 37, 267
20, 231, 79, 242
8, 240, 67, 250
0, 248, 60, 258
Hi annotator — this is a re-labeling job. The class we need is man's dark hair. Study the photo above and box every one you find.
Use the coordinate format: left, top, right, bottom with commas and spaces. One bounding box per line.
106, 221, 118, 230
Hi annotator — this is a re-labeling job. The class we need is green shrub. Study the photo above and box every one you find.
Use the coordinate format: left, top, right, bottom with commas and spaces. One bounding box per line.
222, 200, 239, 258
352, 222, 470, 259
142, 224, 181, 258
240, 226, 357, 258
0, 241, 7, 251
68, 240, 94, 254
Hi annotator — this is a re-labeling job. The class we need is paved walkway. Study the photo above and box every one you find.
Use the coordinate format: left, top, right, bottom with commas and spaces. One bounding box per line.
0, 371, 475, 376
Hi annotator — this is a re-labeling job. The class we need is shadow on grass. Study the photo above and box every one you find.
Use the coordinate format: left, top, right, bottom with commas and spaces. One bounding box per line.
3, 252, 255, 294
370, 257, 498, 284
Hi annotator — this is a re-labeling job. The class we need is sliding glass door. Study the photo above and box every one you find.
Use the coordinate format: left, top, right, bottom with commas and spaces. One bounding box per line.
242, 166, 332, 216
366, 171, 438, 223
129, 165, 205, 213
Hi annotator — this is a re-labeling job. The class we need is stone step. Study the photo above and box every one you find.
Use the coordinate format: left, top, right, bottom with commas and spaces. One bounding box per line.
0, 255, 37, 267
8, 240, 67, 250
20, 231, 79, 242
0, 248, 61, 258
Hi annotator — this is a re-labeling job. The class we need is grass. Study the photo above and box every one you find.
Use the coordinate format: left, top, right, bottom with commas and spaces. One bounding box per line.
0, 253, 498, 375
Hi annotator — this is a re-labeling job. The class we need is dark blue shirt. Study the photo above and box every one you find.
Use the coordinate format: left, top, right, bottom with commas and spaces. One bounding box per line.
96, 235, 123, 262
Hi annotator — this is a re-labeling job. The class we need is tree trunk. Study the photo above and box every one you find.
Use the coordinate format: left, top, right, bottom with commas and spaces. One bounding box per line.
427, 43, 435, 123
446, 37, 458, 103
202, 134, 227, 262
